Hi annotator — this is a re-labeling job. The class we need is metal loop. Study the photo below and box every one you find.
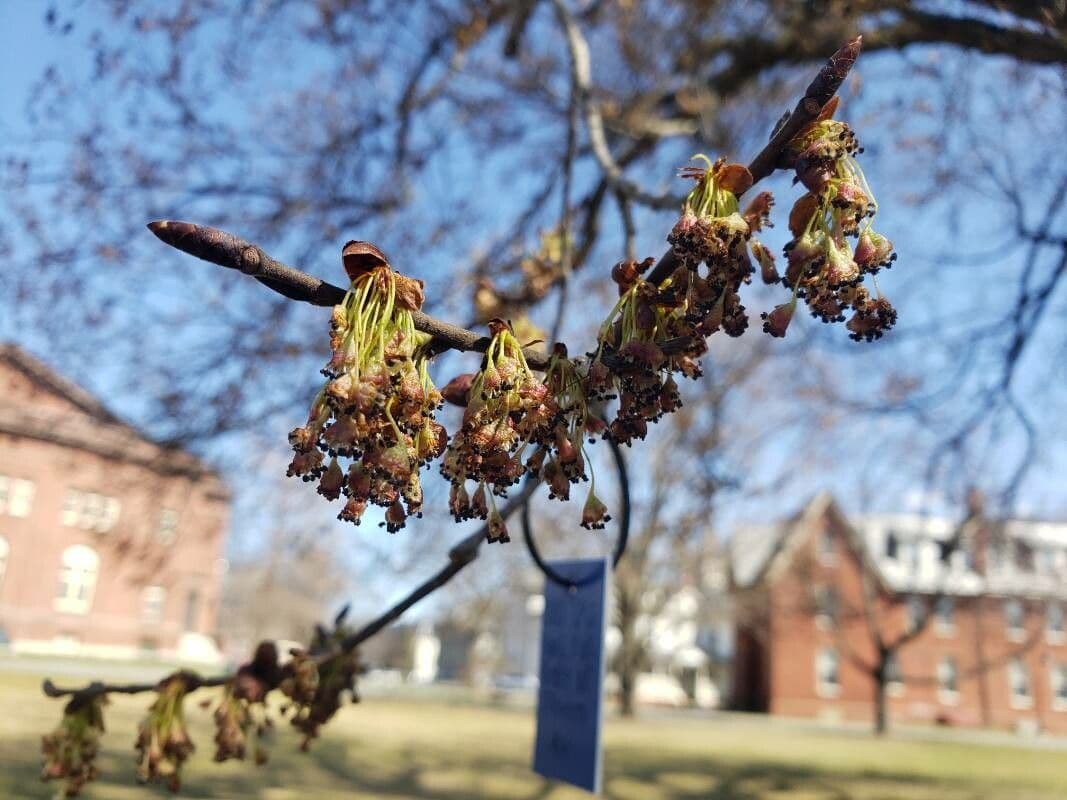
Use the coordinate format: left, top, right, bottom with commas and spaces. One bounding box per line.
521, 436, 630, 590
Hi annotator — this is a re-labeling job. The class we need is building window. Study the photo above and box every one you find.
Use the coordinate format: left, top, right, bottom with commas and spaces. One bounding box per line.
937, 656, 959, 704
1009, 657, 1032, 709
886, 653, 904, 696
1004, 599, 1025, 641
183, 589, 201, 632
885, 531, 899, 560
1048, 602, 1065, 643
934, 596, 955, 635
1014, 540, 1034, 572
158, 509, 180, 545
816, 528, 836, 565
141, 586, 166, 623
1051, 664, 1067, 712
0, 476, 36, 518
814, 585, 838, 628
906, 595, 926, 632
0, 535, 8, 590
815, 647, 840, 697
1036, 546, 1056, 575
61, 490, 121, 533
54, 545, 100, 615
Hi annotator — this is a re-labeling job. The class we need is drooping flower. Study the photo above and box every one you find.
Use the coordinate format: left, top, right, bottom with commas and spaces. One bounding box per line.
288, 243, 446, 531
135, 672, 197, 792
770, 99, 897, 342
41, 694, 107, 797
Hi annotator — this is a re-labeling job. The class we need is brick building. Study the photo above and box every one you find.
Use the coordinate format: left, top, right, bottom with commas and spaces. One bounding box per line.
0, 345, 229, 662
730, 493, 1067, 733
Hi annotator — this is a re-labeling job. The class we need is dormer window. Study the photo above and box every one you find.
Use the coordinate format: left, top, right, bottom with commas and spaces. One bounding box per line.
817, 528, 836, 565
885, 531, 899, 560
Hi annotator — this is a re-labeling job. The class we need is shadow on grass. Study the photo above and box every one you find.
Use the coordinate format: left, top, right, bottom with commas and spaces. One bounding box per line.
0, 731, 1034, 800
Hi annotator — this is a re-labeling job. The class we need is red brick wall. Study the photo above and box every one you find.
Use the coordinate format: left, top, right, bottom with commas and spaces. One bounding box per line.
0, 360, 228, 656
748, 509, 1067, 733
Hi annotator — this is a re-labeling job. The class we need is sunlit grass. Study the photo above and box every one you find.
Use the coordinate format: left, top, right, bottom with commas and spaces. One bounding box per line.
2, 671, 1063, 799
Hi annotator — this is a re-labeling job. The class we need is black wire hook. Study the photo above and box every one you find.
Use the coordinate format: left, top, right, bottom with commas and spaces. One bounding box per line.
521, 435, 631, 591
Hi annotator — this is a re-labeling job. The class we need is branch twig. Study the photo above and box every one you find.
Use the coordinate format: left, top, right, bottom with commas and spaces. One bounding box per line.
645, 34, 862, 286
147, 220, 555, 369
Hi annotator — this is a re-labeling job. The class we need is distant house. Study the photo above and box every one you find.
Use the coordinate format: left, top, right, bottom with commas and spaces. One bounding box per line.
0, 345, 229, 662
730, 493, 1067, 733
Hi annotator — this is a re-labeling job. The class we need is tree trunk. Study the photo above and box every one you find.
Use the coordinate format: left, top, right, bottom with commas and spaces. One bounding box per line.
620, 666, 636, 717
869, 644, 891, 736
616, 587, 639, 718
874, 676, 888, 735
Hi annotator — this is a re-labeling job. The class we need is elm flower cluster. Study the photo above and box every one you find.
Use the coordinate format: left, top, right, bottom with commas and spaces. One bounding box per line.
212, 686, 266, 764
539, 347, 612, 529
283, 609, 361, 750
585, 256, 706, 447
771, 100, 897, 340
214, 642, 279, 765
287, 243, 446, 532
285, 650, 361, 750
135, 672, 196, 792
41, 695, 106, 798
441, 319, 551, 542
667, 155, 774, 338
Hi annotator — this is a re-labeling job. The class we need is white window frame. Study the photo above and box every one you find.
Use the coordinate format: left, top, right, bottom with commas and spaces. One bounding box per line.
158, 508, 179, 545
817, 528, 837, 566
1004, 599, 1026, 643
934, 596, 955, 637
1051, 663, 1067, 712
6, 478, 35, 518
1008, 657, 1033, 710
815, 647, 840, 698
141, 586, 166, 623
1047, 602, 1065, 645
814, 585, 837, 630
0, 535, 9, 590
906, 595, 926, 633
60, 490, 121, 533
937, 656, 959, 705
885, 653, 905, 697
183, 588, 202, 632
54, 545, 100, 615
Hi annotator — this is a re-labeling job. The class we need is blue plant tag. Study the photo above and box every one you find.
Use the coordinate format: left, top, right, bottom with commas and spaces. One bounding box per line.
532, 557, 610, 794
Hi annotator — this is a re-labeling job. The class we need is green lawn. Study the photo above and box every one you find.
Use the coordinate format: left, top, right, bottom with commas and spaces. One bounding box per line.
1, 672, 1063, 799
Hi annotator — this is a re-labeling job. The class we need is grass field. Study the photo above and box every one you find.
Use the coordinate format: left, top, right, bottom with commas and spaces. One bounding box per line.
1, 672, 1064, 799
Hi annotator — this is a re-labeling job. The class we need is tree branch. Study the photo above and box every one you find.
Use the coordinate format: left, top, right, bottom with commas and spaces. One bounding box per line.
146, 220, 556, 370
645, 35, 862, 287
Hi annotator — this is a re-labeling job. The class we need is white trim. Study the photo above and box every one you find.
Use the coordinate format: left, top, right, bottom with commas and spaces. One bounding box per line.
934, 620, 956, 638
1008, 658, 1033, 710
887, 680, 905, 698
1010, 693, 1034, 710
938, 689, 960, 706
815, 647, 841, 698
816, 681, 841, 699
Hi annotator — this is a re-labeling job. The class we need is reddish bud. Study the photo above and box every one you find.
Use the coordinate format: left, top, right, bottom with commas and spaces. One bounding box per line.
442, 373, 476, 406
